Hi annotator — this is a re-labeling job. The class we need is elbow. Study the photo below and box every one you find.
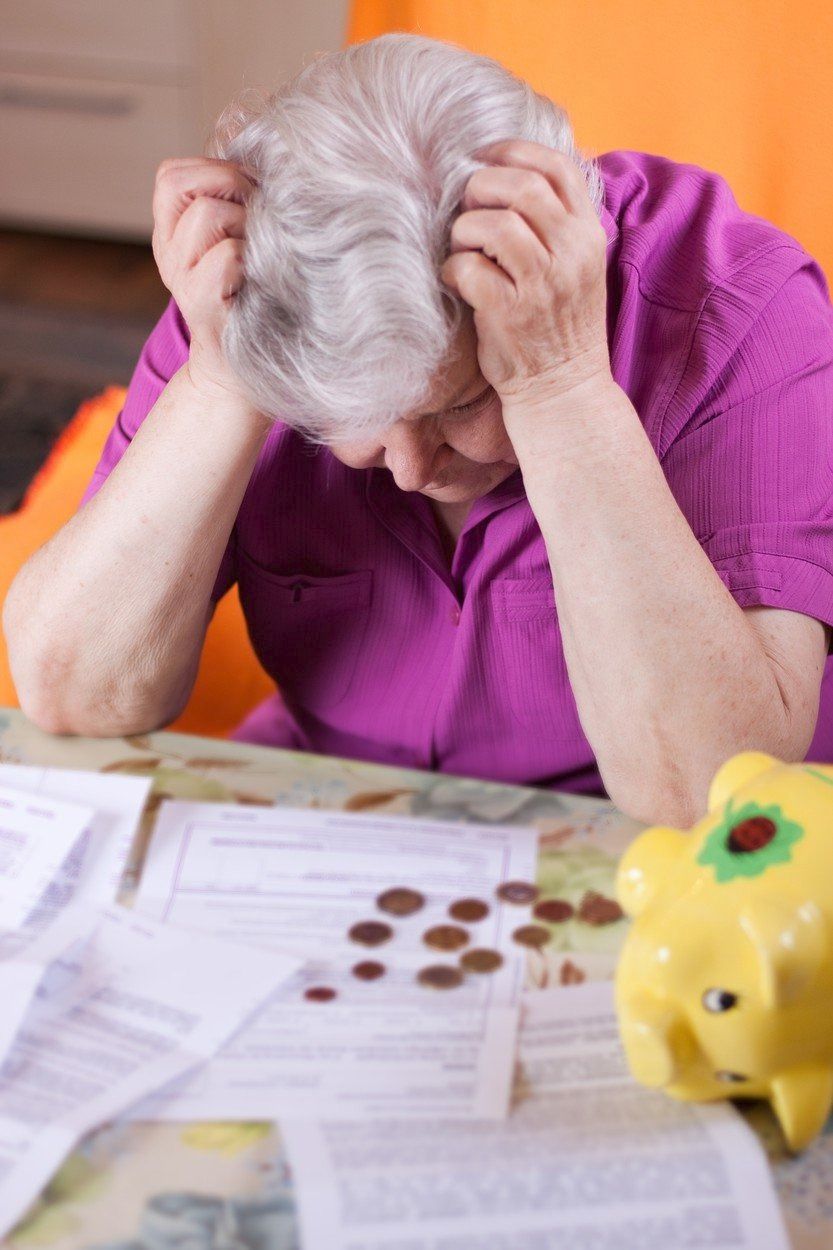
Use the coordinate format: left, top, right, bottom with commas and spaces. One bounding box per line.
16, 678, 179, 740
602, 741, 705, 830
605, 775, 700, 830
4, 587, 75, 734
4, 604, 177, 740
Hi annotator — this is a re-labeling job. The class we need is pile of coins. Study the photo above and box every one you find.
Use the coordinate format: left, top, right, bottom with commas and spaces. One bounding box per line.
302, 878, 624, 1001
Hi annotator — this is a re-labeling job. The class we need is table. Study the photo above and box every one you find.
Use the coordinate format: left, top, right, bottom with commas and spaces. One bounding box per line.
0, 707, 829, 1249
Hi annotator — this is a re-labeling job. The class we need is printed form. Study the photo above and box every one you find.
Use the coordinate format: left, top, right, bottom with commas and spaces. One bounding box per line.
284, 981, 791, 1250
0, 905, 300, 1238
0, 764, 151, 908
0, 768, 151, 1062
0, 782, 93, 930
132, 801, 538, 1121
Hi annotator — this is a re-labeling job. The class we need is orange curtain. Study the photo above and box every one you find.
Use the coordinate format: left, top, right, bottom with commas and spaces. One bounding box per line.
346, 0, 833, 284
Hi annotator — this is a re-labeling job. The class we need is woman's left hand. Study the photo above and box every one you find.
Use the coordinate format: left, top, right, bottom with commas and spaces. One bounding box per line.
440, 139, 612, 416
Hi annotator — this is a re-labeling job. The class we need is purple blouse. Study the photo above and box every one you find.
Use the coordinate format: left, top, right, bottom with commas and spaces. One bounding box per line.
79, 149, 833, 798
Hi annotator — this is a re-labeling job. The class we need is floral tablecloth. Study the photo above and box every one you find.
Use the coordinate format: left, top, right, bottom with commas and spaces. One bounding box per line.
0, 707, 829, 1250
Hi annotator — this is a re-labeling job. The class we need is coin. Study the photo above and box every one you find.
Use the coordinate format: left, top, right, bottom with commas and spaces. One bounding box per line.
449, 898, 490, 923
304, 986, 337, 1002
348, 920, 394, 947
423, 924, 469, 952
496, 881, 540, 906
376, 887, 425, 917
559, 959, 586, 985
352, 960, 386, 981
459, 948, 503, 974
512, 924, 551, 949
533, 898, 575, 924
417, 964, 464, 990
577, 891, 624, 926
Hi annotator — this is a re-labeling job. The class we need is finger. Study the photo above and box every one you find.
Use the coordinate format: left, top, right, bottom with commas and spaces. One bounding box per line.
450, 204, 551, 284
153, 160, 255, 249
440, 249, 512, 310
460, 165, 569, 255
474, 139, 597, 223
192, 236, 246, 303
169, 198, 247, 273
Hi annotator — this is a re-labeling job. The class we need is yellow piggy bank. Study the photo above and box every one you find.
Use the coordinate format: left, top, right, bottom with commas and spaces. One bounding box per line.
614, 750, 833, 1151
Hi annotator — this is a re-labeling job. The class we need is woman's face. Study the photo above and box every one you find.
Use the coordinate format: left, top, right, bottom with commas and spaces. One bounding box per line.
327, 318, 519, 505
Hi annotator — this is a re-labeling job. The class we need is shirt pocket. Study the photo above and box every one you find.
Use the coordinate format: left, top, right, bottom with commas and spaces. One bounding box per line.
491, 576, 582, 737
237, 551, 374, 713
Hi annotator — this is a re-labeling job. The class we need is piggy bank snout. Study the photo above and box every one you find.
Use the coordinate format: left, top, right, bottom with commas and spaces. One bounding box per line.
619, 992, 693, 1088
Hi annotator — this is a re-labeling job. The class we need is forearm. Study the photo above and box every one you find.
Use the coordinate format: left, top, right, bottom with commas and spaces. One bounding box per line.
512, 378, 797, 825
4, 364, 270, 735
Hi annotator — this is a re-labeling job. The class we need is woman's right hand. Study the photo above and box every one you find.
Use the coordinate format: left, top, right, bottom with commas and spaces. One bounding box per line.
152, 156, 256, 401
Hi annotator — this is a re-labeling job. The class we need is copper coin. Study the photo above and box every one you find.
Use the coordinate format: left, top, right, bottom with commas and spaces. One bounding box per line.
423, 924, 470, 952
559, 959, 586, 986
512, 924, 551, 949
304, 986, 337, 1002
449, 898, 490, 923
348, 920, 394, 947
496, 881, 540, 906
417, 964, 464, 990
352, 960, 386, 981
459, 948, 504, 974
577, 891, 624, 926
533, 898, 575, 924
376, 887, 425, 917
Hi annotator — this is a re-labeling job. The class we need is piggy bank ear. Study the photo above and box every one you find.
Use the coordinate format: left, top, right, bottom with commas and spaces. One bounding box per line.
707, 751, 781, 813
616, 826, 688, 918
740, 898, 826, 1009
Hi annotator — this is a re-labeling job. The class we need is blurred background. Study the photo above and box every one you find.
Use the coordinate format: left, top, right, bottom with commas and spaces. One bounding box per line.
1, 0, 830, 729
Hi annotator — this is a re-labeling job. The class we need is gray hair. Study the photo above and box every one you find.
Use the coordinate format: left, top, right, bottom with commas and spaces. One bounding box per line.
208, 32, 604, 442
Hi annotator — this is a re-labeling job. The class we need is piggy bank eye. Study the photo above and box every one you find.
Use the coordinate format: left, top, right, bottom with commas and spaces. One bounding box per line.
702, 988, 738, 1013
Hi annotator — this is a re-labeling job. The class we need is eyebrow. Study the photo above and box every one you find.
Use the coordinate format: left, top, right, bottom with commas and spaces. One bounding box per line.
419, 372, 484, 418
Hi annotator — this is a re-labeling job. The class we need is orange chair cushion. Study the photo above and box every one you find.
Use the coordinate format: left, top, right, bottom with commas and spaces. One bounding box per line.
0, 387, 272, 737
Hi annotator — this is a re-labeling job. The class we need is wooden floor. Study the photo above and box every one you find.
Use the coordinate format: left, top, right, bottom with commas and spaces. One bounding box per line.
0, 227, 169, 513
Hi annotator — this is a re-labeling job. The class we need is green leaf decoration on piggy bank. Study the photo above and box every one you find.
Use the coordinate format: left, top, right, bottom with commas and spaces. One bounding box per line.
614, 751, 833, 1152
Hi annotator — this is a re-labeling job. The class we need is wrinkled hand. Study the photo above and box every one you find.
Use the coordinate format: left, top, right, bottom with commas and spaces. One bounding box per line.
152, 156, 256, 402
440, 139, 612, 414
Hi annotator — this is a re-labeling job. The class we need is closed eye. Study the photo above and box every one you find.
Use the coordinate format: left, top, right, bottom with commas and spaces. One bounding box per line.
449, 385, 497, 416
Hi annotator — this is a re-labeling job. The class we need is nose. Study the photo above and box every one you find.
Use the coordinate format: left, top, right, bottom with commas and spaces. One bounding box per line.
385, 428, 452, 493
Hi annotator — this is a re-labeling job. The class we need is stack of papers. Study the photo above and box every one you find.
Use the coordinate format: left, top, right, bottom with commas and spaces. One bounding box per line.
0, 767, 300, 1235
0, 766, 791, 1249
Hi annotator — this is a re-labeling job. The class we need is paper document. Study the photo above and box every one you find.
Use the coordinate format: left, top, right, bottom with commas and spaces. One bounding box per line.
0, 767, 151, 1062
133, 802, 538, 1120
284, 981, 791, 1250
0, 905, 300, 1238
0, 764, 151, 909
0, 783, 93, 930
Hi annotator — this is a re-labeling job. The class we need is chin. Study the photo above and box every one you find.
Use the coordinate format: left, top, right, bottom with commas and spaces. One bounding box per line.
422, 464, 515, 503
422, 483, 481, 503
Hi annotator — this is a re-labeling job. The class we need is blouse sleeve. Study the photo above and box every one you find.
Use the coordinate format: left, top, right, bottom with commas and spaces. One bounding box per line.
659, 255, 833, 652
77, 296, 237, 604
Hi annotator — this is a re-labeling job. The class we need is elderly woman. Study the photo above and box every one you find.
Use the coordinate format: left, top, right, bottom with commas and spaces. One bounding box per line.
5, 34, 833, 826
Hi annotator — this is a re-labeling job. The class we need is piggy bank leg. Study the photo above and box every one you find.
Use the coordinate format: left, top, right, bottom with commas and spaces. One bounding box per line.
770, 1064, 833, 1153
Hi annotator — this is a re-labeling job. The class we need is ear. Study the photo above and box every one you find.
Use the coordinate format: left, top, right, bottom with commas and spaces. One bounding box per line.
616, 826, 688, 918
707, 751, 782, 813
739, 898, 826, 1008
770, 1064, 833, 1152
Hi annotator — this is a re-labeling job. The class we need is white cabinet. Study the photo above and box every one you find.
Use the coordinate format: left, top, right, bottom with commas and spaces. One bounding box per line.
0, 0, 350, 240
